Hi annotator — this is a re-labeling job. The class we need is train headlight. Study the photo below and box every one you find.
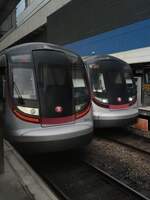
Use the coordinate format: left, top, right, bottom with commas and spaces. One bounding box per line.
101, 98, 108, 103
76, 105, 81, 111
95, 97, 108, 104
17, 106, 39, 116
93, 96, 109, 108
128, 96, 137, 106
128, 97, 133, 102
30, 108, 37, 115
75, 103, 86, 112
94, 97, 109, 104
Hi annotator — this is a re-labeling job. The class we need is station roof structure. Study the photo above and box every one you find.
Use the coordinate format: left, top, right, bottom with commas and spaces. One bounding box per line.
0, 0, 21, 25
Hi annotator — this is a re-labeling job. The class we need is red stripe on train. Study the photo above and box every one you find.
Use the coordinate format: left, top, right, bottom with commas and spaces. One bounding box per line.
41, 115, 75, 124
109, 104, 129, 110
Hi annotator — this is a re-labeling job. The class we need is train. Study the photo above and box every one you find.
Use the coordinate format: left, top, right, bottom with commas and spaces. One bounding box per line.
84, 55, 138, 128
0, 42, 93, 153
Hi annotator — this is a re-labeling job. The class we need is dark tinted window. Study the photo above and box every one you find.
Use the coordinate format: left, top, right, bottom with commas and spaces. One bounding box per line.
89, 59, 136, 105
33, 50, 90, 120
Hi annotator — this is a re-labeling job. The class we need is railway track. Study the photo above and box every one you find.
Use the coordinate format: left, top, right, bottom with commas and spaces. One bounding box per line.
84, 161, 150, 200
26, 153, 150, 200
100, 132, 150, 156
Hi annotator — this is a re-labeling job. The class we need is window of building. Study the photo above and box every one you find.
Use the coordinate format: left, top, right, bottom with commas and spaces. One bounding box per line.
16, 0, 26, 17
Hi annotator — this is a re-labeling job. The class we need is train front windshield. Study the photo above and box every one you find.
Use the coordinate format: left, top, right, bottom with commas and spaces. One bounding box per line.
89, 59, 136, 107
10, 50, 90, 124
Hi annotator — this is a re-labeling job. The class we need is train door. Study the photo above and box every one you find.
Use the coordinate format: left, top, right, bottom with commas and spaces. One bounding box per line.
33, 50, 75, 126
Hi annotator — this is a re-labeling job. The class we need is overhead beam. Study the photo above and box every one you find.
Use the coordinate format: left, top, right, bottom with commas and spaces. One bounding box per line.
0, 0, 71, 51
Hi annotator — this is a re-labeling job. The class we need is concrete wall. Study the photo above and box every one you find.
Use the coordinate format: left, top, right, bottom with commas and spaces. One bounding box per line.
0, 0, 71, 51
47, 0, 150, 45
0, 9, 16, 37
16, 0, 50, 26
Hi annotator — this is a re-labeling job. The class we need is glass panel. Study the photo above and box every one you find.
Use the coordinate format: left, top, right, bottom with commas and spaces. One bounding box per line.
72, 66, 90, 112
33, 50, 74, 119
90, 65, 107, 100
92, 73, 105, 92
16, 0, 26, 17
33, 50, 90, 122
10, 54, 32, 63
89, 59, 135, 105
10, 61, 39, 116
13, 67, 37, 100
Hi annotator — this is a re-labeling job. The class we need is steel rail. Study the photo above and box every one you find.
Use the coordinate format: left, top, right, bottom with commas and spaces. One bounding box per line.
84, 160, 150, 200
102, 136, 150, 156
36, 171, 71, 200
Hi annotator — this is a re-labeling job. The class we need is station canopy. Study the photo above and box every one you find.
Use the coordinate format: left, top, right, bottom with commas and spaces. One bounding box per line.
0, 0, 21, 25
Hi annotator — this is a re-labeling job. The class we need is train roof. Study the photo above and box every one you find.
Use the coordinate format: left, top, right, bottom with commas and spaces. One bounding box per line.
1, 42, 80, 58
83, 54, 128, 65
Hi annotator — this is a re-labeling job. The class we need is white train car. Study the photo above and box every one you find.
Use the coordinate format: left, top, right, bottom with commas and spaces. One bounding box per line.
0, 42, 93, 153
84, 55, 138, 128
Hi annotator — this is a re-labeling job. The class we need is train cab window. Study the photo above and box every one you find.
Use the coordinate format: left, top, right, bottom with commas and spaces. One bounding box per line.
38, 64, 69, 88
114, 73, 123, 84
92, 73, 105, 93
13, 67, 37, 100
124, 66, 134, 85
72, 66, 90, 112
89, 59, 136, 105
72, 68, 85, 88
125, 74, 133, 85
33, 50, 74, 118
89, 64, 107, 100
124, 66, 137, 98
33, 50, 90, 119
10, 55, 39, 117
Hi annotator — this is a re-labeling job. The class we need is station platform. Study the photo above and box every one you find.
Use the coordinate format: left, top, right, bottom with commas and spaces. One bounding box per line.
0, 140, 58, 200
133, 106, 150, 132
139, 106, 150, 117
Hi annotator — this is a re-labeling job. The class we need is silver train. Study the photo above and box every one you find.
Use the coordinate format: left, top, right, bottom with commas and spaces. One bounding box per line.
0, 43, 93, 153
84, 55, 138, 128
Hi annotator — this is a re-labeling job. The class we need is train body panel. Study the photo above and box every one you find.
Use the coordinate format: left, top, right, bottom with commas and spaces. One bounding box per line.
93, 102, 138, 127
7, 113, 93, 153
0, 42, 93, 153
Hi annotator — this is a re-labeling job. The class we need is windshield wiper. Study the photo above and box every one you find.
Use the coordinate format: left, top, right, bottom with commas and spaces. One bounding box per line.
13, 81, 24, 105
